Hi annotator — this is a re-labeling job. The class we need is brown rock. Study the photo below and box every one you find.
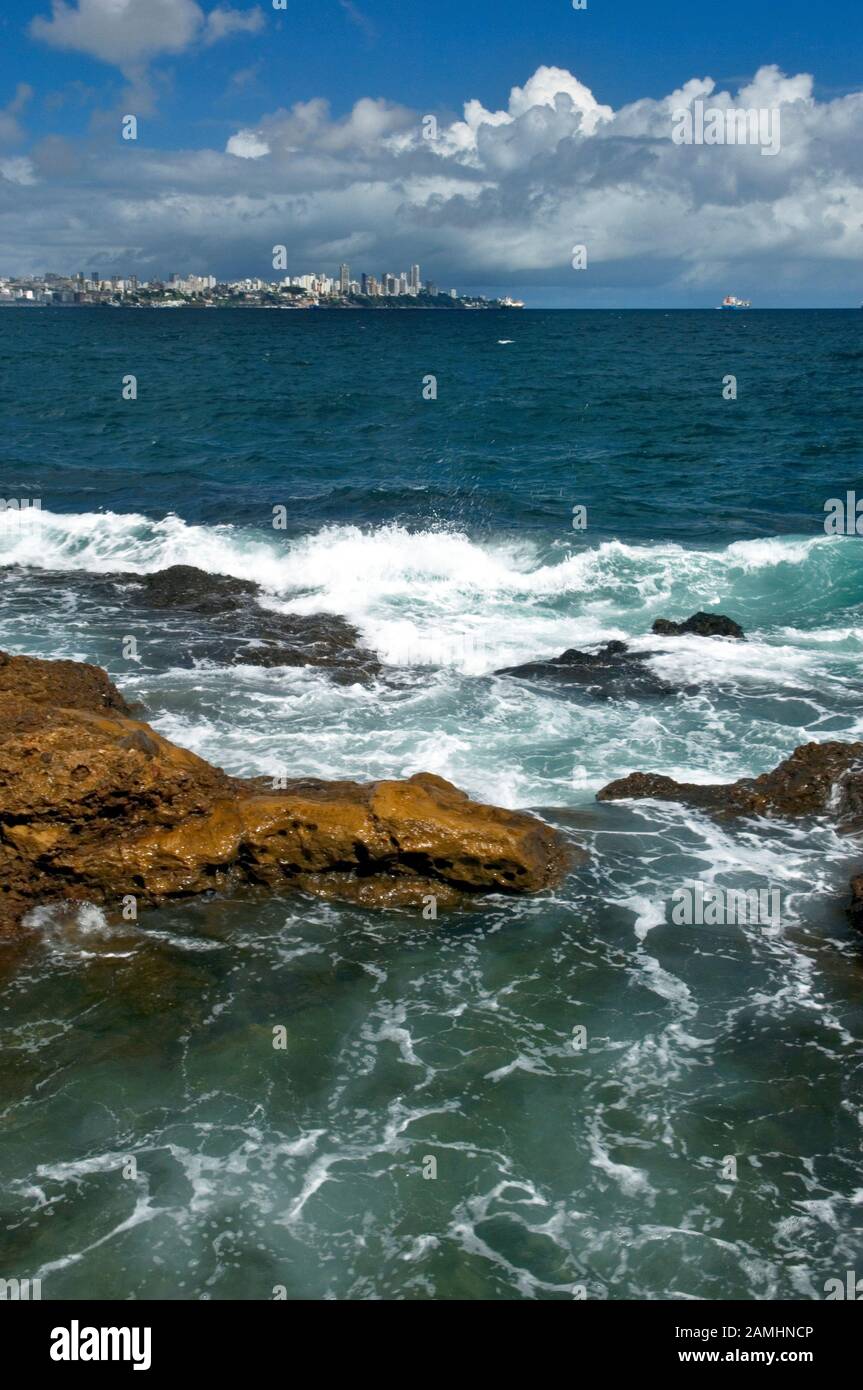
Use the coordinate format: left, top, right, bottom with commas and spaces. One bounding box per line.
0, 649, 132, 715
597, 741, 863, 821
0, 650, 571, 935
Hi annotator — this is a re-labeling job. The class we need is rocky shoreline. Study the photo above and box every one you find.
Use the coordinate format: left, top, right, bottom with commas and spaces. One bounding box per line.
2, 589, 862, 937
0, 648, 570, 937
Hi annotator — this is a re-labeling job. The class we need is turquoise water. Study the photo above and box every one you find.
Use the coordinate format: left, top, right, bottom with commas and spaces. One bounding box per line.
1, 309, 862, 1300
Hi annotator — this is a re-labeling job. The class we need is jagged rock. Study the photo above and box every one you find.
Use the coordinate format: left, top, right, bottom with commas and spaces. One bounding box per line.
494, 641, 674, 699
128, 565, 258, 613
597, 740, 863, 823
116, 565, 380, 681
651, 612, 745, 639
0, 649, 132, 716
0, 649, 571, 936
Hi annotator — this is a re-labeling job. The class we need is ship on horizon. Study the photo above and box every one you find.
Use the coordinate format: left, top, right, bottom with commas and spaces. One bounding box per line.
718, 294, 751, 309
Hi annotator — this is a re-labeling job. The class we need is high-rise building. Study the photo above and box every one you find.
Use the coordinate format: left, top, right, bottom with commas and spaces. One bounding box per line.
339, 263, 350, 292
410, 264, 420, 294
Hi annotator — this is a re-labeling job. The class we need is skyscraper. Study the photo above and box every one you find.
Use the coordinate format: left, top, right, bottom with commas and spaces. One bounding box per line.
410, 264, 420, 294
339, 263, 350, 292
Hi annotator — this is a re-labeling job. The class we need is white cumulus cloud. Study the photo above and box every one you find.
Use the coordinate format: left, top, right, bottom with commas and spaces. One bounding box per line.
4, 63, 863, 304
226, 129, 270, 158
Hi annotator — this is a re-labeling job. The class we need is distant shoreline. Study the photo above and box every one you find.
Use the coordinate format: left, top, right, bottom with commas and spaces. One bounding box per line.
0, 301, 856, 309
0, 303, 857, 311
0, 301, 524, 311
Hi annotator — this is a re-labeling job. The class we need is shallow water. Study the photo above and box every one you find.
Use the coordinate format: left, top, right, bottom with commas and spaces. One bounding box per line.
1, 309, 862, 1299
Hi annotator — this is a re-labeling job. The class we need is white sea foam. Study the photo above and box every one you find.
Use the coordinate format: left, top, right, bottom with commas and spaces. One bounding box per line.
4, 510, 863, 813
6, 510, 859, 690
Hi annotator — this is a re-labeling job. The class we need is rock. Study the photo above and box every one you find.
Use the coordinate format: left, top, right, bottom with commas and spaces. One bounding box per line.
494, 641, 674, 699
0, 649, 132, 716
127, 565, 258, 613
597, 740, 863, 823
651, 612, 745, 639
0, 650, 571, 936
116, 565, 380, 681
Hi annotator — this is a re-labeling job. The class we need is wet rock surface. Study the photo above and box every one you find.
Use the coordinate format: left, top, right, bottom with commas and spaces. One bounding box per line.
651, 611, 745, 639
0, 649, 571, 936
117, 565, 381, 680
0, 565, 380, 682
597, 740, 863, 823
494, 640, 675, 699
0, 648, 132, 717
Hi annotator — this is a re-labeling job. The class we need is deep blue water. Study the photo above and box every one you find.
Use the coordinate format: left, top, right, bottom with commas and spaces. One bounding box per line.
3, 308, 861, 539
1, 309, 862, 1301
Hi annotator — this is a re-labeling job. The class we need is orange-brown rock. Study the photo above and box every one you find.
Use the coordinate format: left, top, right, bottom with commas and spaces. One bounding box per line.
597, 741, 863, 824
0, 648, 132, 716
0, 650, 571, 935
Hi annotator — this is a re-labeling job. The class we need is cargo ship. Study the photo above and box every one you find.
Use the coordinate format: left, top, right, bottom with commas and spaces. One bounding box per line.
718, 294, 751, 309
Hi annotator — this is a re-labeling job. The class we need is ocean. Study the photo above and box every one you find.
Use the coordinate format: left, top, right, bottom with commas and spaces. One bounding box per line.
1, 307, 862, 1300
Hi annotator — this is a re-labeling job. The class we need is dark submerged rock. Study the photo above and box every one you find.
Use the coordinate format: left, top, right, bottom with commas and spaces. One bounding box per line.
494, 640, 674, 699
118, 565, 381, 681
129, 565, 258, 613
651, 612, 745, 639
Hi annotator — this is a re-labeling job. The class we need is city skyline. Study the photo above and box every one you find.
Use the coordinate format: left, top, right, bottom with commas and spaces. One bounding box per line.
0, 262, 529, 308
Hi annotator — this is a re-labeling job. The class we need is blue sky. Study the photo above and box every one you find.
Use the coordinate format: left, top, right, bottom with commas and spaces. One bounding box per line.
4, 0, 862, 145
1, 0, 862, 303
